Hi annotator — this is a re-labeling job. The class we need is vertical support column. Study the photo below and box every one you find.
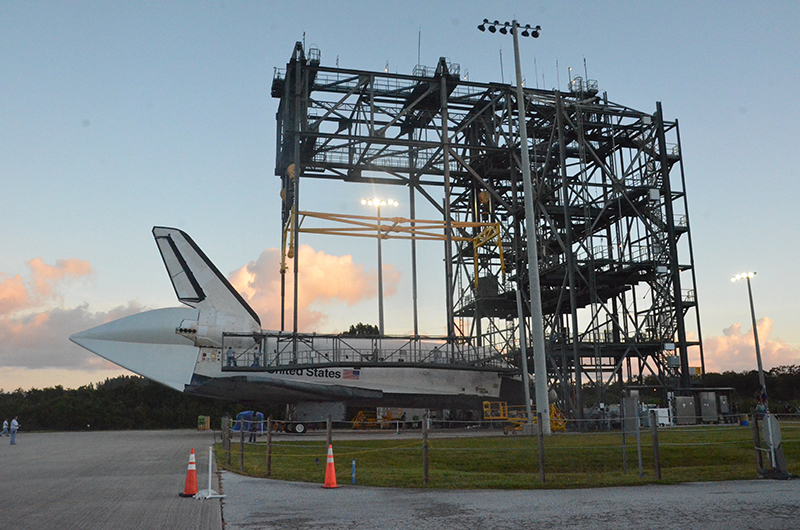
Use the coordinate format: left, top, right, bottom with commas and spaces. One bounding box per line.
556, 93, 583, 421
291, 49, 304, 362
440, 67, 455, 354
408, 133, 420, 339
674, 121, 706, 380
655, 102, 688, 388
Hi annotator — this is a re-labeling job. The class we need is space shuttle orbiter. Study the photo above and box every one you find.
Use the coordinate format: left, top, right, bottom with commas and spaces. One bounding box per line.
71, 227, 520, 421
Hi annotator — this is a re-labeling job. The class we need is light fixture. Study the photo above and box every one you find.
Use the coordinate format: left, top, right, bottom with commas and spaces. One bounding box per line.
731, 271, 756, 282
480, 20, 541, 38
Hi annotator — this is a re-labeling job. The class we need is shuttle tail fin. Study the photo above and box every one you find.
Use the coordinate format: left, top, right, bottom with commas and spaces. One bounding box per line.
152, 226, 261, 333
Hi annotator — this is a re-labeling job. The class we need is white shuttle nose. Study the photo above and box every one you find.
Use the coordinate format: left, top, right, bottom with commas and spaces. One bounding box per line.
70, 307, 201, 391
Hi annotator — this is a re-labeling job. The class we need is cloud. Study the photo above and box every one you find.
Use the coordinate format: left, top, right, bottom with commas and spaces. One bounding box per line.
229, 243, 399, 330
0, 273, 30, 315
0, 303, 145, 370
0, 257, 93, 316
0, 257, 138, 374
698, 317, 800, 373
27, 257, 93, 298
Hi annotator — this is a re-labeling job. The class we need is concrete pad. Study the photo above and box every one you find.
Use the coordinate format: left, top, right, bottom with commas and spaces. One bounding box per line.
1, 430, 222, 530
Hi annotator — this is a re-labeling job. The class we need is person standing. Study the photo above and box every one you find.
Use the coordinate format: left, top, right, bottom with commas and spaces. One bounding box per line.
1, 419, 8, 436
248, 414, 258, 443
10, 417, 19, 445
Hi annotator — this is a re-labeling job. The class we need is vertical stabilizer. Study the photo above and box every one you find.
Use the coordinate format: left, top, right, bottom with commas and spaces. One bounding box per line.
152, 227, 261, 342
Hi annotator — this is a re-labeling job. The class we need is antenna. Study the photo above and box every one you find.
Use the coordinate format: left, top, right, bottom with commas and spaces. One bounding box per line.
336, 55, 339, 68
303, 31, 306, 50
556, 59, 560, 91
418, 27, 421, 66
584, 57, 589, 82
499, 49, 504, 84
534, 57, 539, 89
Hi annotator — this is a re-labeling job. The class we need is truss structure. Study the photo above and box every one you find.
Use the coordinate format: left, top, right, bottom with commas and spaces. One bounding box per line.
272, 42, 705, 415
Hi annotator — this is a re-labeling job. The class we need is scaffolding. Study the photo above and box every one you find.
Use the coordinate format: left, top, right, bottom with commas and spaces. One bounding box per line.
272, 42, 704, 417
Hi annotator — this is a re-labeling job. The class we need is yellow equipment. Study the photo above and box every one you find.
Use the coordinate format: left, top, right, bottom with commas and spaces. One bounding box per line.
482, 401, 566, 433
351, 410, 378, 429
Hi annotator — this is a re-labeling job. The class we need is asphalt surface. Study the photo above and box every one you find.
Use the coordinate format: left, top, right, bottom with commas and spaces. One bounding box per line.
1, 430, 222, 530
2, 430, 798, 530
221, 473, 799, 530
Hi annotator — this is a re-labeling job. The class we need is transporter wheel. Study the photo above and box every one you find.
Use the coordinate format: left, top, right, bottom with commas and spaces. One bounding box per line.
294, 423, 306, 434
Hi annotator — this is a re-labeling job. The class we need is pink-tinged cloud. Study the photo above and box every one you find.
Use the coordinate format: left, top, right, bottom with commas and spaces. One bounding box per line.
229, 244, 399, 331
0, 303, 146, 370
0, 257, 135, 374
0, 258, 93, 317
0, 273, 30, 315
27, 257, 93, 297
699, 317, 800, 373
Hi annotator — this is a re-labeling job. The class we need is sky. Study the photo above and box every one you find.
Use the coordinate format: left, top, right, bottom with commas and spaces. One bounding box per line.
1, 1, 799, 391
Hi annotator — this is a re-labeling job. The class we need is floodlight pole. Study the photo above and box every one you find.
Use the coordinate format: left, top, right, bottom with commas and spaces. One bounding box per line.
733, 271, 778, 469
377, 203, 385, 337
510, 20, 551, 434
732, 273, 767, 407
744, 274, 767, 401
363, 199, 397, 337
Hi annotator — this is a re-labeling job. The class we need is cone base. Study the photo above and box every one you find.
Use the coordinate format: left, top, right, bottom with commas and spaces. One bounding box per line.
321, 485, 341, 489
178, 492, 197, 497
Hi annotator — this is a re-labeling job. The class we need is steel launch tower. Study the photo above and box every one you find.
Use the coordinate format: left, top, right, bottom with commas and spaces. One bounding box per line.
272, 42, 704, 417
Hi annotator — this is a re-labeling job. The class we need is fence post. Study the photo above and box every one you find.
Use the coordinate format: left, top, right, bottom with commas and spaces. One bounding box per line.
223, 414, 231, 465
422, 413, 429, 485
751, 412, 763, 470
635, 409, 643, 478
266, 416, 273, 478
621, 406, 627, 473
650, 410, 661, 480
537, 412, 546, 483
240, 425, 245, 471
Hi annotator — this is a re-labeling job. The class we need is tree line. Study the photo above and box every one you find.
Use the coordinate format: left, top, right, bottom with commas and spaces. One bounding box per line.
0, 376, 280, 432
1, 366, 798, 431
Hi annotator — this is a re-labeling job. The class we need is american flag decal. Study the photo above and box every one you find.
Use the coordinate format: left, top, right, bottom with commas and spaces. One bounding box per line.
342, 369, 360, 380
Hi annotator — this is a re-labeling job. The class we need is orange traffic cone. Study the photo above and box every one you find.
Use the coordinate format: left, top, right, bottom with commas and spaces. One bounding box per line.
322, 444, 340, 488
179, 448, 199, 497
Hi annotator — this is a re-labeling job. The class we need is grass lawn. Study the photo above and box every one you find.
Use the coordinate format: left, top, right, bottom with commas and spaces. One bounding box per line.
215, 421, 799, 489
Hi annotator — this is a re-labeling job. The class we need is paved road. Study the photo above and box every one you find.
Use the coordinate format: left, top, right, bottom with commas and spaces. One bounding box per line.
1, 430, 222, 530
